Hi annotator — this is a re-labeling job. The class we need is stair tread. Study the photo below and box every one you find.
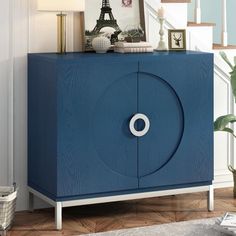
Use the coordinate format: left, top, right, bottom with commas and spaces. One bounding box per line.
187, 22, 216, 27
213, 44, 236, 50
161, 0, 191, 3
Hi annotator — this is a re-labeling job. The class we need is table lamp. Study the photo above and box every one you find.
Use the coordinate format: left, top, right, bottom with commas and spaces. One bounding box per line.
37, 0, 85, 54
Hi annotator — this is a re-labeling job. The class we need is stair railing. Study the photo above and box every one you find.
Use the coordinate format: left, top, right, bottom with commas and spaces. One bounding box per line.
222, 0, 228, 46
194, 0, 201, 24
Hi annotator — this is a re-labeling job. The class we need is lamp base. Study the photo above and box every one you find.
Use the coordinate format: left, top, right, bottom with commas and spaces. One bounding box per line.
155, 17, 167, 51
57, 13, 67, 54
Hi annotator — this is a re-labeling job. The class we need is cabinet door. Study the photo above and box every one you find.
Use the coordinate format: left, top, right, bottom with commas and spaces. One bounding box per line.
57, 60, 139, 198
138, 54, 213, 188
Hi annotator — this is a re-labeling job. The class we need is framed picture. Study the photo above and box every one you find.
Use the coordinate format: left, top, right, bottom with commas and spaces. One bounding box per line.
83, 0, 146, 51
122, 0, 133, 8
168, 29, 186, 51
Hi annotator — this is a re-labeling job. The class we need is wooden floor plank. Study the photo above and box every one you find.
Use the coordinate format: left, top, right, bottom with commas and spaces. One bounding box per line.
8, 188, 236, 235
213, 44, 236, 50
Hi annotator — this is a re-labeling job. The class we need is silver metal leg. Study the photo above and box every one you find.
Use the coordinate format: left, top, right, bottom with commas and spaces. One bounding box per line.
208, 185, 214, 212
55, 202, 62, 230
29, 191, 34, 212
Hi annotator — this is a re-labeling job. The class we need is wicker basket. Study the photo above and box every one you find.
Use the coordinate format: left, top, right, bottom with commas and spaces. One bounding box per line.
0, 186, 17, 235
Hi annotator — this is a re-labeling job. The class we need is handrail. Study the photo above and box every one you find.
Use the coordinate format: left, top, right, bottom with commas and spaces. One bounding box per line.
195, 0, 201, 24
222, 0, 228, 46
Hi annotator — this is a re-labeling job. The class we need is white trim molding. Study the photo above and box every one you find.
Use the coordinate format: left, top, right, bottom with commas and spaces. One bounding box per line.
29, 185, 214, 230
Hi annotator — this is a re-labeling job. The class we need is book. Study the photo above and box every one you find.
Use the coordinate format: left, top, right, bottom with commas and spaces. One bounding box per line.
114, 47, 153, 53
115, 41, 152, 48
215, 217, 236, 235
220, 212, 236, 227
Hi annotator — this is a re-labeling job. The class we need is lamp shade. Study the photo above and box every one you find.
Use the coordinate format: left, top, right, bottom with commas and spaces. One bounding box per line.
37, 0, 85, 12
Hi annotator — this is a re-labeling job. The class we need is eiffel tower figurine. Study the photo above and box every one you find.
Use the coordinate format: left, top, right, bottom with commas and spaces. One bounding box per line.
92, 0, 121, 34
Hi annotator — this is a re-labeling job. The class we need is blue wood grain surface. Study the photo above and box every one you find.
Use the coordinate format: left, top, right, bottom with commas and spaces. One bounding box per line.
28, 52, 213, 200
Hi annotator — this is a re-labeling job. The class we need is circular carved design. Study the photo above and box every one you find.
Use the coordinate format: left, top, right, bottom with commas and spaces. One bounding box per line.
92, 72, 184, 178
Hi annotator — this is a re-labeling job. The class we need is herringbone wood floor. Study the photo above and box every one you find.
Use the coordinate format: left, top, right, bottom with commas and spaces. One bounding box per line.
7, 188, 236, 236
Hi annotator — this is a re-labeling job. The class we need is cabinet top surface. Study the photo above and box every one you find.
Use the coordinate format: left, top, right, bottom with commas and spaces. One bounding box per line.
28, 51, 212, 62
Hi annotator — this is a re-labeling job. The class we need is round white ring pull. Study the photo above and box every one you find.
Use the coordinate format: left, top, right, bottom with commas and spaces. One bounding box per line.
129, 113, 150, 137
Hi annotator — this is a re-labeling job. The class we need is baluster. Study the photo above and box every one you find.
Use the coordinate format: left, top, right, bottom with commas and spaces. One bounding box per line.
222, 0, 228, 46
195, 0, 201, 24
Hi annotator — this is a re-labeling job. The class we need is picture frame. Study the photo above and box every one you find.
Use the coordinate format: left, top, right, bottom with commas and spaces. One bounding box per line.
168, 29, 186, 51
82, 0, 146, 51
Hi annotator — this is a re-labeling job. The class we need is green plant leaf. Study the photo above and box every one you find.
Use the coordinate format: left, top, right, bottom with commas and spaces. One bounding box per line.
230, 67, 236, 102
222, 127, 235, 135
220, 52, 236, 102
214, 114, 236, 137
228, 165, 236, 173
220, 51, 234, 70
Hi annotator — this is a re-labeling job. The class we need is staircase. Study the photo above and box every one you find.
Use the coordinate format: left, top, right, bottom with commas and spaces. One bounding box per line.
146, 0, 236, 50
143, 0, 236, 188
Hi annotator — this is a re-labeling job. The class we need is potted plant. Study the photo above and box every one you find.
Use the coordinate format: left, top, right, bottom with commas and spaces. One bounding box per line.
120, 25, 145, 43
214, 52, 236, 196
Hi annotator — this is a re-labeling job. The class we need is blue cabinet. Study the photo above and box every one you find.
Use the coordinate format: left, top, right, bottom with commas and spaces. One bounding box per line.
28, 52, 213, 201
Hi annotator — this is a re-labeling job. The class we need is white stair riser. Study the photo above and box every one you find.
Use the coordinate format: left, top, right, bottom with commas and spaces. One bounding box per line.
187, 26, 213, 51
144, 0, 188, 28
214, 49, 236, 64
162, 3, 188, 27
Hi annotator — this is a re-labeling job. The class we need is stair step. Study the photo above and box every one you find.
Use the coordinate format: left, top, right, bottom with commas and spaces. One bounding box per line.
161, 0, 191, 3
187, 22, 216, 27
213, 44, 236, 50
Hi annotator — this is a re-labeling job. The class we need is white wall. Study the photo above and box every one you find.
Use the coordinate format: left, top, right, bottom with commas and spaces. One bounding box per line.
0, 1, 12, 187
0, 0, 77, 211
0, 0, 56, 211
29, 0, 74, 53
14, 0, 32, 211
0, 0, 30, 210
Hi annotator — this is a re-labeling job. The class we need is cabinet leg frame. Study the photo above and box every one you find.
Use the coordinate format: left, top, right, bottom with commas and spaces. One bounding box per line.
29, 184, 214, 230
55, 202, 62, 230
208, 185, 214, 211
28, 187, 63, 230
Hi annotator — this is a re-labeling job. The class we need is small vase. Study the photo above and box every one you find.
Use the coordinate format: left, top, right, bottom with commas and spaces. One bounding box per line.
92, 36, 111, 54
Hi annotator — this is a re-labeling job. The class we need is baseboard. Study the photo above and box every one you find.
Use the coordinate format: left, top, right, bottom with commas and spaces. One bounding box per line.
213, 172, 233, 189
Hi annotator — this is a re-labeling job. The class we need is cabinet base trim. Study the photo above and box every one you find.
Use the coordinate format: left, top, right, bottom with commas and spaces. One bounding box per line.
28, 185, 214, 230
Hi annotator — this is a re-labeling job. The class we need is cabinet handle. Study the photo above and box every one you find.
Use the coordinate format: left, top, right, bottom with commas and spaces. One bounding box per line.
129, 113, 150, 137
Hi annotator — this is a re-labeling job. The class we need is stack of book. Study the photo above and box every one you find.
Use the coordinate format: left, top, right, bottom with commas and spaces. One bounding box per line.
215, 212, 236, 235
114, 41, 153, 53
